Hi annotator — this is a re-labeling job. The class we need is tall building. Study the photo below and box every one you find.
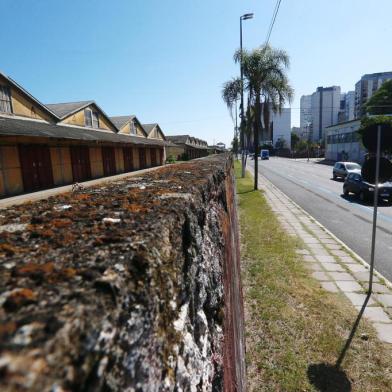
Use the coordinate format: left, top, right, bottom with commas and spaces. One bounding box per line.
271, 108, 291, 149
354, 72, 392, 118
345, 91, 355, 121
338, 91, 355, 123
300, 95, 312, 133
311, 86, 341, 142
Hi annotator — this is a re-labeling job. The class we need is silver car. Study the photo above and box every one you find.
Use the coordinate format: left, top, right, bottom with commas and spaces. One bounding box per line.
333, 161, 361, 180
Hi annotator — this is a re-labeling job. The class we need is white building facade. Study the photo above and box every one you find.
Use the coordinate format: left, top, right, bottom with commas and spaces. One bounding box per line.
325, 119, 366, 163
300, 95, 312, 133
311, 86, 341, 143
271, 108, 291, 149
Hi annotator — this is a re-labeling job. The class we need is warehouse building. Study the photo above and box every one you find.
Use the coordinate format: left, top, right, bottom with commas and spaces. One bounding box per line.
0, 72, 166, 198
165, 135, 208, 160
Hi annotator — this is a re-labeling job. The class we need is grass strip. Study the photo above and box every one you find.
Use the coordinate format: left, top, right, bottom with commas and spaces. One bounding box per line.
235, 161, 392, 391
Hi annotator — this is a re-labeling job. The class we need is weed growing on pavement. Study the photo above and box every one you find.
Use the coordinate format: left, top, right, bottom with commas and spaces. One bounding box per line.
235, 162, 392, 391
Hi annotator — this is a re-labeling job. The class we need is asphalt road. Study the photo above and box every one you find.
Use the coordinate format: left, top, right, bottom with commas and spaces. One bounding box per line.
247, 157, 392, 281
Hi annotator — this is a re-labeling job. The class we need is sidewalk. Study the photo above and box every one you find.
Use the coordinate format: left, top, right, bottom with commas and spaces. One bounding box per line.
250, 167, 392, 344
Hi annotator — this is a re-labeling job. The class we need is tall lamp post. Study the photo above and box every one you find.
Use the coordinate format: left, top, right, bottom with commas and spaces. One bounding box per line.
240, 12, 254, 177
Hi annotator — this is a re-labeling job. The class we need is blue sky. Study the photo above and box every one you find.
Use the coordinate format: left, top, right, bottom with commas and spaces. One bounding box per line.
2, 0, 392, 147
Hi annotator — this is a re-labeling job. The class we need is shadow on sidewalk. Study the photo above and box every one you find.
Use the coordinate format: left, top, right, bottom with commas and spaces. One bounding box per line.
307, 363, 351, 391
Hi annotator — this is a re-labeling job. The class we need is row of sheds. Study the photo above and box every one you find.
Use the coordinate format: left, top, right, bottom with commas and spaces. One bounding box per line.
0, 71, 209, 198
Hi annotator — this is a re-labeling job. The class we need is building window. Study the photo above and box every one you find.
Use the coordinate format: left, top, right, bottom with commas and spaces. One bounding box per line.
130, 121, 136, 135
0, 85, 12, 113
85, 109, 92, 127
92, 111, 99, 128
84, 109, 99, 128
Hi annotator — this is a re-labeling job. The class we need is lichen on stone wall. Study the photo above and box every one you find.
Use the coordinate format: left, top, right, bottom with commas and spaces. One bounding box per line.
0, 154, 245, 391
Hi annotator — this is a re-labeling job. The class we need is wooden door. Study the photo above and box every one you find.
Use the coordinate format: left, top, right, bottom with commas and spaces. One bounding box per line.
159, 148, 164, 165
70, 146, 91, 182
123, 147, 134, 172
102, 147, 116, 176
19, 145, 54, 192
150, 148, 157, 167
139, 148, 146, 169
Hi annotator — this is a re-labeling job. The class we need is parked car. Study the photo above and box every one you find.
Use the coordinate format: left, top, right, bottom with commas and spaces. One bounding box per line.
333, 161, 361, 180
343, 172, 392, 202
261, 149, 270, 160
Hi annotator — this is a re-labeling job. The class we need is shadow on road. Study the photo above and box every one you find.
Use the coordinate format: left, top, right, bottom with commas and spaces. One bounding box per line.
307, 363, 351, 391
331, 177, 345, 182
340, 194, 392, 208
316, 159, 335, 166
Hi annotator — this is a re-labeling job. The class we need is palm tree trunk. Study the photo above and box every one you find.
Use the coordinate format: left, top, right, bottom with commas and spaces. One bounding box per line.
254, 91, 261, 190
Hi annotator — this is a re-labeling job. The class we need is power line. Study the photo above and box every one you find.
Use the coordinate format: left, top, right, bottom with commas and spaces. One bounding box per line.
265, 0, 282, 45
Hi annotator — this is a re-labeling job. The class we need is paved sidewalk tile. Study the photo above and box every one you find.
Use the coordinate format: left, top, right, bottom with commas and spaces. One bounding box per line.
320, 281, 339, 293
296, 249, 310, 255
330, 249, 349, 257
335, 280, 363, 292
344, 292, 375, 306
312, 271, 331, 281
371, 283, 390, 294
373, 323, 392, 344
325, 243, 342, 250
321, 263, 346, 272
352, 271, 380, 282
339, 256, 358, 265
303, 255, 316, 262
375, 294, 392, 308
355, 306, 391, 323
303, 237, 321, 244
346, 264, 369, 273
328, 271, 355, 281
314, 255, 336, 263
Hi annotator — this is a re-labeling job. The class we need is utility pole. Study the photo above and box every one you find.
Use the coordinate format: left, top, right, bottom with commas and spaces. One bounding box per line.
239, 13, 253, 177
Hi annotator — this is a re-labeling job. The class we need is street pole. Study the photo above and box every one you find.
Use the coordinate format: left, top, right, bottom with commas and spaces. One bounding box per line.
239, 13, 253, 178
368, 124, 381, 295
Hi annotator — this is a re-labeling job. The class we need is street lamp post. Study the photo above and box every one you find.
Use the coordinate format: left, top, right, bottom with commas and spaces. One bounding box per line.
240, 12, 253, 177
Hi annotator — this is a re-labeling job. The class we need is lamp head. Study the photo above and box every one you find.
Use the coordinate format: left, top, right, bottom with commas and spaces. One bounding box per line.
241, 13, 254, 20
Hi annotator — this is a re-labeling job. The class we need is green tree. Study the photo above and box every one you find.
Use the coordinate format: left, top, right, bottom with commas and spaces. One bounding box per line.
364, 79, 392, 116
222, 78, 244, 171
231, 135, 239, 158
291, 132, 300, 150
275, 137, 286, 150
235, 45, 293, 189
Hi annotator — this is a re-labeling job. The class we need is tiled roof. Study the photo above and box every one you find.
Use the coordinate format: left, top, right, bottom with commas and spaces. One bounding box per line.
0, 71, 59, 121
166, 135, 190, 144
0, 117, 165, 147
142, 123, 157, 134
45, 101, 93, 119
110, 115, 136, 130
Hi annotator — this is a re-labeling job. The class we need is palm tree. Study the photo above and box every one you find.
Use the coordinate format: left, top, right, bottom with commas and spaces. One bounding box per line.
222, 77, 242, 163
238, 45, 293, 190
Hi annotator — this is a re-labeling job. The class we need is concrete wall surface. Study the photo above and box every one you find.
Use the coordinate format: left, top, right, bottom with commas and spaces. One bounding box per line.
0, 154, 245, 391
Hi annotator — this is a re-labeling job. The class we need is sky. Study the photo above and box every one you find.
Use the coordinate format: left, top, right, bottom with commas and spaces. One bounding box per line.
2, 0, 392, 147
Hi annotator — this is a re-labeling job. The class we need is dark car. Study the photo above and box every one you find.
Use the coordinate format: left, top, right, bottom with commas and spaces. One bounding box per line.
343, 172, 392, 203
333, 161, 361, 180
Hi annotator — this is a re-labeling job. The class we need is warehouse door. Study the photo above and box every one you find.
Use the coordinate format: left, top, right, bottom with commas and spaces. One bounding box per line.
102, 147, 116, 176
70, 146, 91, 182
123, 147, 134, 172
139, 148, 146, 169
19, 145, 54, 192
150, 148, 157, 167
159, 148, 164, 165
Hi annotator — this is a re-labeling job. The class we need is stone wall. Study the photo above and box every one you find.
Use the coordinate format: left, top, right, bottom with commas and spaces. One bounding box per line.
0, 154, 245, 391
